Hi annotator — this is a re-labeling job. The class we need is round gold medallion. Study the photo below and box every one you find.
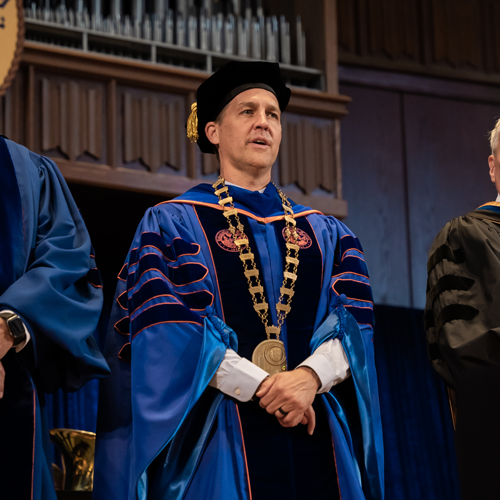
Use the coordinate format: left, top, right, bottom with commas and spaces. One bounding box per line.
265, 343, 286, 366
252, 339, 287, 375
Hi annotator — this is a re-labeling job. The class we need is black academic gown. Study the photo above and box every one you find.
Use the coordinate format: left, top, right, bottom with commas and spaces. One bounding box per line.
425, 201, 500, 500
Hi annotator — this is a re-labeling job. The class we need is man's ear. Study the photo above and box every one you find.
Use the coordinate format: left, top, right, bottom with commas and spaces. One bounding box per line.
205, 122, 219, 146
489, 154, 496, 183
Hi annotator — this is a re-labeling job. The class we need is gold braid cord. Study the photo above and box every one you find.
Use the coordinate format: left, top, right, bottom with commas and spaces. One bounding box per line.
186, 102, 199, 143
0, 0, 25, 98
212, 176, 300, 341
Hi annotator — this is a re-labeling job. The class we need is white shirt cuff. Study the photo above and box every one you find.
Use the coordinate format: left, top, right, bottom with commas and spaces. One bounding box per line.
209, 349, 269, 402
297, 338, 351, 393
1, 309, 31, 353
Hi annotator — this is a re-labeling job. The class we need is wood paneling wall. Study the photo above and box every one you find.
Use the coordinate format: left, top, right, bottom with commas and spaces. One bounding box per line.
39, 76, 105, 162
338, 0, 500, 84
0, 70, 25, 145
404, 95, 497, 308
119, 89, 184, 173
339, 86, 411, 308
340, 73, 500, 309
0, 43, 349, 218
279, 113, 340, 196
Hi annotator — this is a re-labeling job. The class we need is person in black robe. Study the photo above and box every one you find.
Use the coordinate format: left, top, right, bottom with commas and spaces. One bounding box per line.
425, 118, 500, 500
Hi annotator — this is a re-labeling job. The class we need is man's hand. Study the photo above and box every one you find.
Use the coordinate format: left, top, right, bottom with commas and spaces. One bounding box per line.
0, 318, 14, 360
298, 406, 316, 435
256, 367, 320, 434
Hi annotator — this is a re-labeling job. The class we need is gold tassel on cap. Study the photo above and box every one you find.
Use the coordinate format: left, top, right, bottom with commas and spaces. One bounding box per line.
187, 102, 199, 143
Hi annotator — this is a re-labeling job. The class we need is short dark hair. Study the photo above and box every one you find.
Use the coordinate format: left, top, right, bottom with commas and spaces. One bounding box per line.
212, 106, 228, 162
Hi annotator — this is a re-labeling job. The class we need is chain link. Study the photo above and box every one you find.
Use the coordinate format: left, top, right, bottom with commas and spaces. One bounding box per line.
212, 177, 300, 341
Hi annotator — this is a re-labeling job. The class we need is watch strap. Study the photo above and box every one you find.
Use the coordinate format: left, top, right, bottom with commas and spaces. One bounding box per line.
0, 311, 27, 347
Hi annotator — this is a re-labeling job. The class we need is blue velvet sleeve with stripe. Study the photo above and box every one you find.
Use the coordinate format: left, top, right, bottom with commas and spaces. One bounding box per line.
329, 218, 374, 330
95, 205, 234, 500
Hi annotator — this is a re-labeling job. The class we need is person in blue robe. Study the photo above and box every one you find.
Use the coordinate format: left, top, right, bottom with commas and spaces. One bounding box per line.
94, 61, 384, 500
0, 136, 110, 500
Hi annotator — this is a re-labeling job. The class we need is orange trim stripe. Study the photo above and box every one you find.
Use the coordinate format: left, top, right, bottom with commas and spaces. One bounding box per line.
331, 434, 342, 500
132, 277, 163, 296
341, 248, 364, 260
345, 304, 374, 311
86, 279, 103, 289
332, 286, 374, 306
307, 218, 324, 293
117, 263, 128, 281
128, 251, 167, 271
133, 243, 201, 263
132, 237, 201, 262
332, 271, 370, 281
31, 389, 36, 500
478, 201, 500, 209
157, 199, 322, 224
132, 264, 209, 289
235, 405, 253, 500
177, 289, 215, 310
193, 206, 226, 322
341, 254, 366, 263
114, 316, 130, 335
118, 342, 131, 362
116, 291, 128, 310
130, 294, 182, 318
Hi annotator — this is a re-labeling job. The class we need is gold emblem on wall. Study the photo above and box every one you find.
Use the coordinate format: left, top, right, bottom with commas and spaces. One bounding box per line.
0, 0, 24, 97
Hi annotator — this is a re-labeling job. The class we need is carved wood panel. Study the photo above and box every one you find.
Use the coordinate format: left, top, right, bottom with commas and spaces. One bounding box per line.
338, 0, 500, 79
38, 75, 105, 162
120, 89, 184, 173
338, 0, 421, 62
279, 113, 338, 196
10, 49, 348, 217
429, 0, 483, 70
0, 71, 24, 144
487, 1, 500, 74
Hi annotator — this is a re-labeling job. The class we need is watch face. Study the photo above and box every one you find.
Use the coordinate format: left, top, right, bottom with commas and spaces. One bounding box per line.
8, 317, 25, 339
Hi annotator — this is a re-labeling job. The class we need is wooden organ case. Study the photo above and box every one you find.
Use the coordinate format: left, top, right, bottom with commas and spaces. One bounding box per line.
0, 0, 349, 217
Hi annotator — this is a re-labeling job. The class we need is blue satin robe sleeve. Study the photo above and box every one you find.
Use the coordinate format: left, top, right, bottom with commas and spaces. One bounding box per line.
95, 205, 236, 500
0, 143, 109, 392
322, 216, 384, 500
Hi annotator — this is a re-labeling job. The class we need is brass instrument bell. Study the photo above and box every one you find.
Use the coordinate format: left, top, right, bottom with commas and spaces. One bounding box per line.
49, 428, 96, 491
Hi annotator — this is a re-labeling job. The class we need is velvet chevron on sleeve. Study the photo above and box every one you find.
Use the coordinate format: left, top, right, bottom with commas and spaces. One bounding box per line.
425, 204, 500, 388
328, 221, 374, 329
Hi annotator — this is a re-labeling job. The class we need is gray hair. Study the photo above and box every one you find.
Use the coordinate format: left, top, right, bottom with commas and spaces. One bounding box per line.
489, 118, 500, 154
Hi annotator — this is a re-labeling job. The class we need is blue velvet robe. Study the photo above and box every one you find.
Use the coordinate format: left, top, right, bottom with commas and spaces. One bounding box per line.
94, 183, 384, 500
0, 137, 110, 499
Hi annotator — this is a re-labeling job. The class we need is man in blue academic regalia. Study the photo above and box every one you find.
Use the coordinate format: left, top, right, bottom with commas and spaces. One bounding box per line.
95, 62, 384, 500
0, 136, 110, 499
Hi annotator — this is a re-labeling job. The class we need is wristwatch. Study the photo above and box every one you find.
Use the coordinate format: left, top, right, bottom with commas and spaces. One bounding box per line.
0, 311, 26, 347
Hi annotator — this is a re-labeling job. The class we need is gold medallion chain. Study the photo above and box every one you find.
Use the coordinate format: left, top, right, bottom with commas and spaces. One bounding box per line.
212, 176, 300, 341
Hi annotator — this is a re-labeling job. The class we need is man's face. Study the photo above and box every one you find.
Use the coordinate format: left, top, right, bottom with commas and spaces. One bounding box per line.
205, 88, 282, 175
488, 150, 500, 195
